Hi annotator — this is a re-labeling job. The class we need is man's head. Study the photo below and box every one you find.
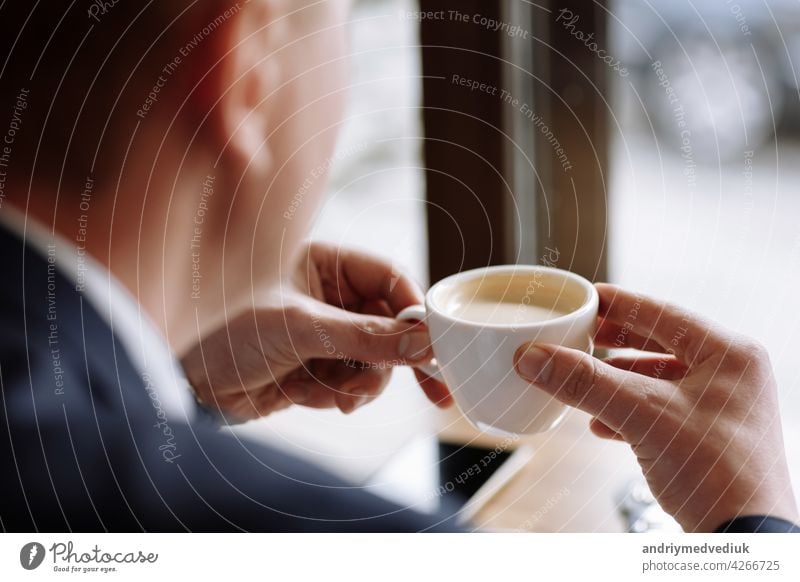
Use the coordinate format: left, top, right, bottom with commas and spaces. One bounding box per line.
0, 0, 353, 351
0, 1, 267, 189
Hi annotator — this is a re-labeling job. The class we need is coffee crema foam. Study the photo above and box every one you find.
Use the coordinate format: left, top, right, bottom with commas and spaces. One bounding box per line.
450, 299, 567, 325
433, 270, 587, 325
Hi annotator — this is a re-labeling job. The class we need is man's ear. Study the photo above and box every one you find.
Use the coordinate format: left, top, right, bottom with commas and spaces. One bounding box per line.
191, 2, 274, 174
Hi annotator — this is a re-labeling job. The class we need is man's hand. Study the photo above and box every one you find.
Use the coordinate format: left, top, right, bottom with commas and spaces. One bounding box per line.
514, 283, 798, 532
181, 241, 452, 421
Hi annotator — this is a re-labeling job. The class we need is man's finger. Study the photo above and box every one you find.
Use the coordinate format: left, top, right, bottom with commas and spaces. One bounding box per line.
277, 364, 391, 413
595, 317, 668, 353
309, 242, 424, 315
334, 367, 390, 414
596, 283, 731, 366
291, 302, 433, 365
280, 382, 337, 409
604, 354, 689, 381
514, 342, 666, 436
413, 369, 454, 409
589, 417, 625, 441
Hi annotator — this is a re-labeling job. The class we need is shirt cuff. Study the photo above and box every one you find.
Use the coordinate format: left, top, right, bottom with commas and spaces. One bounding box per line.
715, 515, 800, 533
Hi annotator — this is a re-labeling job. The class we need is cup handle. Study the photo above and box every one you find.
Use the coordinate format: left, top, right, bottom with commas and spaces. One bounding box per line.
396, 305, 445, 383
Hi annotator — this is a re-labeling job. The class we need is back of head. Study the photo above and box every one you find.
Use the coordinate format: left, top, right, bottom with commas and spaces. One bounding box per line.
0, 1, 205, 192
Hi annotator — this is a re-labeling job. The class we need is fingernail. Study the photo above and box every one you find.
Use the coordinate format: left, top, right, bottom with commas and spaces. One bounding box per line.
515, 345, 553, 385
399, 331, 432, 362
434, 394, 453, 409
284, 384, 310, 404
349, 388, 371, 411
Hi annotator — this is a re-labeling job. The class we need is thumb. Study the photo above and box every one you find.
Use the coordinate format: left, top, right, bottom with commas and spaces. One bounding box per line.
513, 343, 660, 435
303, 303, 433, 365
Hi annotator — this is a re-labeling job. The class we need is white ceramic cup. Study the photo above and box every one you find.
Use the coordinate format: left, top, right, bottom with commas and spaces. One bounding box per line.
398, 265, 598, 435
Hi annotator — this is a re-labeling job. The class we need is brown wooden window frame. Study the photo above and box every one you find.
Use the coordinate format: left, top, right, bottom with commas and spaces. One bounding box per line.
420, 0, 610, 284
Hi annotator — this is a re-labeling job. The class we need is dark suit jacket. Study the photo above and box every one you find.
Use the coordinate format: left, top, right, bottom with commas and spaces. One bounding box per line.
0, 223, 457, 532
